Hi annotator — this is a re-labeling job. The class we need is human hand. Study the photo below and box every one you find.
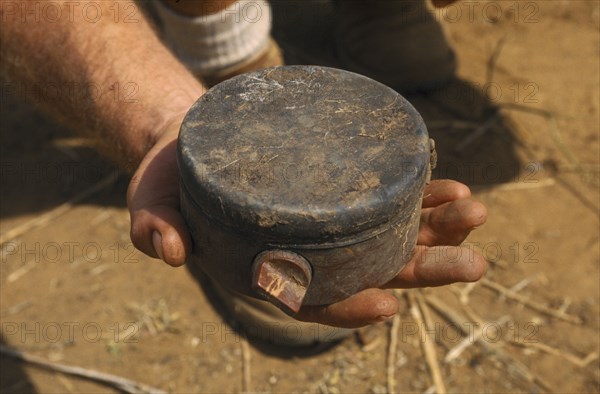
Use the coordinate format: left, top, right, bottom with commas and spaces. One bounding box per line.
127, 115, 191, 267
294, 179, 488, 328
128, 125, 487, 329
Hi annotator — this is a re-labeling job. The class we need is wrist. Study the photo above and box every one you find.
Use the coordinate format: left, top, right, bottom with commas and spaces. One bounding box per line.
128, 88, 204, 172
151, 88, 204, 144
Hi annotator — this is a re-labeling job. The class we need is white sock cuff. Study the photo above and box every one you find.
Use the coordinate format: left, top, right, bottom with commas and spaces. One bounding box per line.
154, 0, 272, 76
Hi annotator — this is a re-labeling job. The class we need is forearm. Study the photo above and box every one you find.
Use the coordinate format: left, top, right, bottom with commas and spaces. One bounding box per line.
0, 0, 205, 170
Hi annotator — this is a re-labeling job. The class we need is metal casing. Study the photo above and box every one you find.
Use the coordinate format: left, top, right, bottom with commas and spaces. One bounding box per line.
178, 66, 430, 305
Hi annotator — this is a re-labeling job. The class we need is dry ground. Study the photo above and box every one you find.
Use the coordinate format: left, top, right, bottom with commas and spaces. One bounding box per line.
1, 1, 599, 393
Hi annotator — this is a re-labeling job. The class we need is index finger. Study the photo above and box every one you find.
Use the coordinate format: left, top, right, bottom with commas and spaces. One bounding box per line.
422, 179, 471, 208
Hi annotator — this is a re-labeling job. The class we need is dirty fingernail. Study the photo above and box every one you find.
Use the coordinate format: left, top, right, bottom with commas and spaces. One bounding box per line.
372, 314, 395, 324
152, 231, 164, 261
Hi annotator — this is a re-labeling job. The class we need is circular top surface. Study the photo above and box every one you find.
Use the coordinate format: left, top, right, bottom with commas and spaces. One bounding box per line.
178, 66, 429, 245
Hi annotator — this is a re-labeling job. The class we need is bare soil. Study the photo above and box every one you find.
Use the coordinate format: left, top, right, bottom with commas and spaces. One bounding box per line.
1, 1, 599, 393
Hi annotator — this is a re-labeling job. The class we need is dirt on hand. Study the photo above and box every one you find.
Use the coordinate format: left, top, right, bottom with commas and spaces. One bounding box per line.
1, 1, 599, 393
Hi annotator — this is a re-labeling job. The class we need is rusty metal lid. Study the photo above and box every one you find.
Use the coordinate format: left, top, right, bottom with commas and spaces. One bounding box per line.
178, 66, 430, 246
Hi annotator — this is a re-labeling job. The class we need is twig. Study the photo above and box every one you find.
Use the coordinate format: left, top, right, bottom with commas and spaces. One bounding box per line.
6, 261, 37, 283
407, 292, 446, 394
387, 314, 400, 394
501, 104, 599, 211
461, 305, 597, 369
361, 336, 383, 353
415, 292, 447, 394
0, 300, 33, 317
460, 304, 491, 328
0, 172, 120, 245
458, 282, 478, 305
454, 112, 501, 154
89, 264, 112, 276
0, 344, 165, 394
499, 102, 554, 118
423, 385, 437, 394
508, 277, 535, 293
499, 276, 538, 302
445, 315, 511, 364
547, 117, 581, 171
501, 112, 535, 147
486, 178, 556, 192
446, 303, 510, 363
465, 288, 598, 367
241, 336, 251, 393
486, 35, 508, 85
547, 116, 597, 188
90, 209, 113, 226
554, 173, 600, 214
470, 179, 557, 194
480, 278, 582, 324
557, 298, 572, 315
444, 332, 476, 364
56, 374, 76, 393
424, 295, 554, 392
508, 340, 598, 368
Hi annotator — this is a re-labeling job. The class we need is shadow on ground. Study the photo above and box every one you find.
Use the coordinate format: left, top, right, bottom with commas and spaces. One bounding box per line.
2, 0, 522, 361
0, 337, 37, 393
185, 261, 345, 359
0, 92, 127, 221
272, 0, 522, 189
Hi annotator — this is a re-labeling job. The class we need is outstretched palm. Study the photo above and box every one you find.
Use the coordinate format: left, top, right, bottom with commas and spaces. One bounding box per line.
128, 128, 488, 328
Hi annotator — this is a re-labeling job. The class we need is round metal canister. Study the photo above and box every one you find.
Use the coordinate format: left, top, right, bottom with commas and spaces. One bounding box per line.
178, 66, 431, 314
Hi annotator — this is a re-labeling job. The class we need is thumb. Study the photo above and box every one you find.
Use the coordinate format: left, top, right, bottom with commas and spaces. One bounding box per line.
129, 204, 190, 267
127, 136, 191, 267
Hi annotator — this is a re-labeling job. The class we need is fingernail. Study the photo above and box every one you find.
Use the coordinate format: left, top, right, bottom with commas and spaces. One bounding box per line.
372, 314, 395, 324
152, 231, 164, 260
